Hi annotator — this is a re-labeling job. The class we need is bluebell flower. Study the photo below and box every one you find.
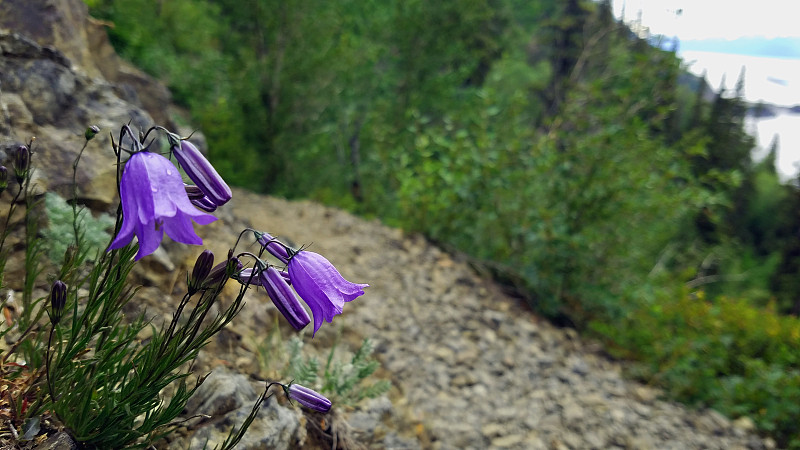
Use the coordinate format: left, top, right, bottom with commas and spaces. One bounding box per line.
288, 250, 368, 336
108, 151, 217, 260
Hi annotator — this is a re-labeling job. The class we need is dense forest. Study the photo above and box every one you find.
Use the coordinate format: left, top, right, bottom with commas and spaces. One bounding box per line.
85, 0, 800, 445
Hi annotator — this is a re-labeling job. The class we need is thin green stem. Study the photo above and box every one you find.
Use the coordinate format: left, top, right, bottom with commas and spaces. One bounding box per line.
0, 181, 24, 257
46, 324, 57, 402
71, 140, 89, 246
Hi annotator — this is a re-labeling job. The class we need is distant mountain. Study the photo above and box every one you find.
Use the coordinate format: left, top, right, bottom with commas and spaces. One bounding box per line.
679, 37, 800, 58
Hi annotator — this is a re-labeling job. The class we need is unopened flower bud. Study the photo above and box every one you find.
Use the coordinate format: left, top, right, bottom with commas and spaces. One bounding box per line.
191, 196, 217, 213
254, 231, 290, 264
236, 268, 290, 286
13, 145, 30, 184
172, 140, 231, 207
0, 166, 8, 195
235, 268, 262, 286
85, 125, 100, 141
285, 383, 331, 413
261, 266, 310, 331
184, 184, 205, 200
189, 250, 214, 294
203, 256, 243, 290
49, 280, 67, 325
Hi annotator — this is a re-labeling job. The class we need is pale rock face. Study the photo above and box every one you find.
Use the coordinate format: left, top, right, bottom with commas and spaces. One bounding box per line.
0, 0, 187, 288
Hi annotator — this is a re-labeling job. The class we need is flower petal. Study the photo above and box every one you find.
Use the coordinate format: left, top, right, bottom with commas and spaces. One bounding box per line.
134, 220, 163, 260
162, 214, 204, 246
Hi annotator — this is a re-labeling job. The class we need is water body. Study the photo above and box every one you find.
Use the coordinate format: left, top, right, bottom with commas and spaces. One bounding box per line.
747, 112, 800, 181
679, 51, 800, 180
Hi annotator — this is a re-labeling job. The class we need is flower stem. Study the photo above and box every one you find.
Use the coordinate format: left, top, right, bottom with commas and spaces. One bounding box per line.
71, 140, 89, 246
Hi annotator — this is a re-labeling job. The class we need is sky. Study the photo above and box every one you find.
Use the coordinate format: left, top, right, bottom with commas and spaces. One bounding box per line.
611, 0, 800, 40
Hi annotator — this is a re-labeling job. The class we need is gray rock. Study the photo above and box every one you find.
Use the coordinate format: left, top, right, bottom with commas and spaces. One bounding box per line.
188, 396, 305, 450
36, 431, 77, 450
184, 366, 256, 418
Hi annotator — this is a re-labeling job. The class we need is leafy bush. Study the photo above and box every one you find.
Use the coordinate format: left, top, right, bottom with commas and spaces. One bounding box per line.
593, 288, 800, 447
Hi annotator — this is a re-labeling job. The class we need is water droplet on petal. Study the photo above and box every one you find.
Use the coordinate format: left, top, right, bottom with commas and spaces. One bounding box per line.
166, 169, 173, 176
151, 187, 158, 193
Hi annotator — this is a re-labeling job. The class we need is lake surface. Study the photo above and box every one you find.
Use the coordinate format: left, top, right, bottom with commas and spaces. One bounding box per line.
747, 112, 800, 181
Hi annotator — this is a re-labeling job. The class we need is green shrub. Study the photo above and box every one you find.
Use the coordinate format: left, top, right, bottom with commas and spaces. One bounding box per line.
592, 288, 800, 447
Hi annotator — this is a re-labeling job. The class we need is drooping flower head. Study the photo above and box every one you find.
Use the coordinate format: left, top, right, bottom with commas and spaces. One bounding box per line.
287, 249, 368, 336
108, 151, 217, 260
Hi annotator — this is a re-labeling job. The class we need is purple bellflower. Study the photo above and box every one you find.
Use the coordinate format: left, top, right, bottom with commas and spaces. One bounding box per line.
108, 151, 217, 260
172, 140, 232, 207
286, 383, 332, 413
260, 266, 311, 331
288, 250, 368, 336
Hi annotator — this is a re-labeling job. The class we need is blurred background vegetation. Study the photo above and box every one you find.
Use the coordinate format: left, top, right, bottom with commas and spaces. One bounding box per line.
84, 0, 800, 446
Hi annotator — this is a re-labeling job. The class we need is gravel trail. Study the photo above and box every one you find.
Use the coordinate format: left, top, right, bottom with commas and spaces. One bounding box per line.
202, 190, 771, 450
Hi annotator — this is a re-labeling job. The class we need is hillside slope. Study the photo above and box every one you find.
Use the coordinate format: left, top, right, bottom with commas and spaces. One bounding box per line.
187, 189, 769, 449
0, 0, 772, 447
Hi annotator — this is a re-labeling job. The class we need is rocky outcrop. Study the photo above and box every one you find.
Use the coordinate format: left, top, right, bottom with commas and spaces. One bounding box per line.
0, 0, 176, 210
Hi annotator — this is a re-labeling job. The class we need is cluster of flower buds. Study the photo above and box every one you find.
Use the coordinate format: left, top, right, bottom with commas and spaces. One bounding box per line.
236, 232, 368, 336
187, 249, 243, 293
